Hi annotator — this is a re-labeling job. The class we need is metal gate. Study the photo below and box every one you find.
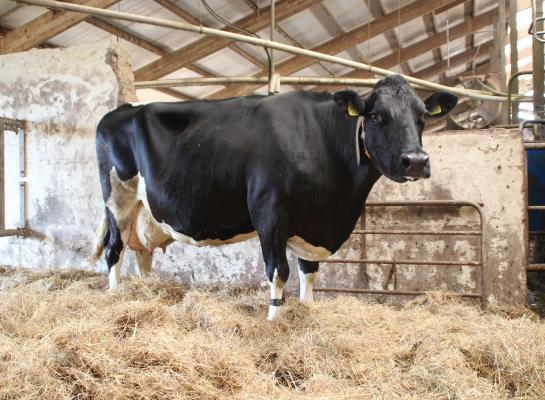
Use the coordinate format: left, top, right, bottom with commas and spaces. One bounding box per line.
315, 200, 486, 307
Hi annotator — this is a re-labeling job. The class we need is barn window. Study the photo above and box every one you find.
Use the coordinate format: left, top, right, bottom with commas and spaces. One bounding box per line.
0, 117, 27, 237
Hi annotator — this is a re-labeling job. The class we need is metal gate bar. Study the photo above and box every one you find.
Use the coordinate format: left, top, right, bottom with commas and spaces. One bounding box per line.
0, 117, 27, 237
524, 140, 545, 272
315, 200, 485, 307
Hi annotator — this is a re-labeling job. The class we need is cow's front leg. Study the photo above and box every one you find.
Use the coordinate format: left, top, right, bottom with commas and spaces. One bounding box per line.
258, 225, 290, 321
298, 259, 319, 302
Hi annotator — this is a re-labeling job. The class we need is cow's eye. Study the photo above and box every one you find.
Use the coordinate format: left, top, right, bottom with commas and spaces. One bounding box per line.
369, 112, 380, 122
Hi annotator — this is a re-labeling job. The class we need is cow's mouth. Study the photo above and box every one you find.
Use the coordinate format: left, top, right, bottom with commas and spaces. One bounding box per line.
403, 176, 420, 182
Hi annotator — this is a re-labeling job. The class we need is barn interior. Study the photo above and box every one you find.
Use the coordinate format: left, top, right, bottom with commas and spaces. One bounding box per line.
0, 1, 545, 397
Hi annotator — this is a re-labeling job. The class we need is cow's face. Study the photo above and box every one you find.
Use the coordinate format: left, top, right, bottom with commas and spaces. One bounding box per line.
334, 75, 457, 182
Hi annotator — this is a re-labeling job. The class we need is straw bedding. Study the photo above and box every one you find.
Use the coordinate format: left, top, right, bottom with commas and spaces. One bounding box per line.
0, 267, 544, 399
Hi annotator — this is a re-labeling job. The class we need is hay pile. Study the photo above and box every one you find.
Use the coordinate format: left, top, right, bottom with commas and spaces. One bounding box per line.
0, 267, 544, 399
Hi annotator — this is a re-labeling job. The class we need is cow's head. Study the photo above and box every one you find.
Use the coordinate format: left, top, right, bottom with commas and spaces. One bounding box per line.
334, 75, 457, 182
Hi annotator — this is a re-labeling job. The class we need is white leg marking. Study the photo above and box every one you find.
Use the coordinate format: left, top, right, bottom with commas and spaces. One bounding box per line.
299, 269, 317, 303
108, 249, 124, 289
268, 269, 285, 321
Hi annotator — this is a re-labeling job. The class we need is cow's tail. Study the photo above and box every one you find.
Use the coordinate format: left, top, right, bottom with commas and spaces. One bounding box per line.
90, 207, 108, 264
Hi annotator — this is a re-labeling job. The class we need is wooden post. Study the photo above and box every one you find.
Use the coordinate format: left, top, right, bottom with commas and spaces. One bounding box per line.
509, 0, 519, 123
533, 0, 545, 138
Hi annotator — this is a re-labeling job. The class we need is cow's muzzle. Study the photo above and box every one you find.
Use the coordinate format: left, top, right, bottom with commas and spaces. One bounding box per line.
401, 151, 430, 180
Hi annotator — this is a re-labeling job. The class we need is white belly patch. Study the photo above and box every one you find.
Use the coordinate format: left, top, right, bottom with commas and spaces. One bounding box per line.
108, 167, 332, 259
287, 236, 332, 261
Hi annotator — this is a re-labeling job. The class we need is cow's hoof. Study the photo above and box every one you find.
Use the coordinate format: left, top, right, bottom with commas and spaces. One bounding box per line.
267, 305, 284, 321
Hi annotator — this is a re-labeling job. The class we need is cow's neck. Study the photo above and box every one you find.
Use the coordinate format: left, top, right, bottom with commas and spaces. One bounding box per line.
319, 105, 383, 219
320, 105, 382, 191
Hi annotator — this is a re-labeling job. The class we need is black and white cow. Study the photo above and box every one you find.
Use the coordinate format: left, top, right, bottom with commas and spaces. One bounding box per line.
91, 75, 457, 319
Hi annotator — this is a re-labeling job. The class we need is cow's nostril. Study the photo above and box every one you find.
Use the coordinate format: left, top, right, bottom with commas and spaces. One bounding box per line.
401, 154, 411, 169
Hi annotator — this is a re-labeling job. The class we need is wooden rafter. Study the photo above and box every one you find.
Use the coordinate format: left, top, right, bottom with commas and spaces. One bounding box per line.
87, 17, 168, 57
298, 7, 498, 93
209, 0, 468, 99
152, 0, 265, 70
0, 0, 120, 54
155, 87, 195, 101
135, 0, 322, 82
413, 42, 493, 80
424, 13, 443, 72
370, 0, 411, 75
87, 16, 216, 83
310, 3, 342, 38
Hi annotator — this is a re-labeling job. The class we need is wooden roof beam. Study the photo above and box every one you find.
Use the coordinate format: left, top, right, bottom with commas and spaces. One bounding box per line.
87, 16, 168, 57
209, 0, 467, 99
306, 7, 498, 93
87, 16, 217, 81
155, 87, 195, 101
0, 0, 120, 54
370, 0, 412, 76
135, 0, 323, 82
152, 0, 266, 70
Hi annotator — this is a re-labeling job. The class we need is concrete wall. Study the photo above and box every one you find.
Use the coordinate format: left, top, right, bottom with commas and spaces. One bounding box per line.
321, 129, 527, 305
0, 44, 527, 305
0, 43, 135, 268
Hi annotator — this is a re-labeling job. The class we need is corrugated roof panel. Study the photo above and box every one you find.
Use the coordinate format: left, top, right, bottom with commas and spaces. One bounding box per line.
163, 68, 224, 98
277, 9, 333, 49
121, 40, 161, 70
137, 88, 181, 102
474, 0, 497, 16
394, 16, 429, 47
434, 3, 466, 32
321, 50, 356, 75
323, 0, 372, 32
386, 64, 404, 74
292, 64, 330, 77
426, 74, 441, 83
106, 0, 201, 51
49, 22, 159, 70
0, 4, 47, 28
107, 0, 163, 21
439, 36, 466, 59
48, 22, 111, 47
291, 64, 331, 90
473, 25, 494, 46
444, 63, 467, 78
407, 51, 435, 72
236, 27, 294, 66
381, 0, 417, 14
0, 2, 18, 19
195, 47, 261, 76
174, 0, 253, 29
357, 34, 393, 62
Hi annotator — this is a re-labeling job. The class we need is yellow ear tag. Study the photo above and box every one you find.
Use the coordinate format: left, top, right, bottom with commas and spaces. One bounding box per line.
429, 104, 442, 116
347, 104, 359, 117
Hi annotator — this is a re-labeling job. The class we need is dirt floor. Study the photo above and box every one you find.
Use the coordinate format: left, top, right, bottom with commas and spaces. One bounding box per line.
0, 267, 544, 400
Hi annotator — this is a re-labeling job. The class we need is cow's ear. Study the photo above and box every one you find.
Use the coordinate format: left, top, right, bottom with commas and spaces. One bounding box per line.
423, 92, 458, 118
334, 90, 365, 118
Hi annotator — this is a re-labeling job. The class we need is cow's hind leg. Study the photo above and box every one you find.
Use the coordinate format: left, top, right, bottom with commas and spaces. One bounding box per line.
255, 219, 290, 321
298, 259, 319, 302
104, 171, 140, 289
135, 250, 153, 277
104, 208, 126, 289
